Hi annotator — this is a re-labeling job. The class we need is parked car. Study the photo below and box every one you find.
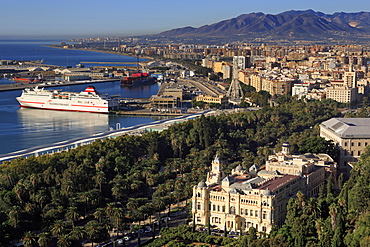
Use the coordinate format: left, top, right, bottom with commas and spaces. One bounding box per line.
161, 217, 171, 221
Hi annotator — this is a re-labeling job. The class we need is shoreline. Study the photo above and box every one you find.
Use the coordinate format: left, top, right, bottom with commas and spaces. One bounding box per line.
44, 45, 154, 61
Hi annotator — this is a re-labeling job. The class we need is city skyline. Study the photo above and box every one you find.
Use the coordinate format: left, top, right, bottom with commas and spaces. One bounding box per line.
1, 0, 370, 39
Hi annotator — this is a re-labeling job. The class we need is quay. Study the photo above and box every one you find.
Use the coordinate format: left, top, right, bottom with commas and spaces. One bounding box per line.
0, 79, 118, 92
0, 110, 214, 163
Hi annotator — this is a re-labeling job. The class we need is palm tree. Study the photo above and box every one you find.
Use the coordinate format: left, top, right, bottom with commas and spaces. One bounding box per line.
22, 231, 36, 247
126, 199, 139, 217
111, 208, 124, 230
34, 189, 48, 209
57, 234, 71, 247
51, 219, 66, 237
111, 184, 125, 202
61, 180, 74, 197
37, 232, 51, 247
65, 207, 80, 230
93, 171, 106, 193
77, 192, 89, 218
69, 226, 86, 241
8, 205, 22, 228
13, 181, 25, 203
93, 208, 106, 224
153, 197, 166, 220
85, 220, 100, 247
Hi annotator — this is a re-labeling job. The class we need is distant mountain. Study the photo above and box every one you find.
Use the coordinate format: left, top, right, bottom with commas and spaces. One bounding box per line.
157, 10, 370, 41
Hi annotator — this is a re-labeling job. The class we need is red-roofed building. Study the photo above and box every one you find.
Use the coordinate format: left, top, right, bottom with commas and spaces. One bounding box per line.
192, 147, 335, 233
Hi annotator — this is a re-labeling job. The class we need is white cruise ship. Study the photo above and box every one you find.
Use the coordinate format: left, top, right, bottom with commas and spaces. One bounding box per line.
16, 86, 119, 113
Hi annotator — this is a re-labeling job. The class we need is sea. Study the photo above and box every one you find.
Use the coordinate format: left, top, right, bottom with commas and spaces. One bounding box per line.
0, 40, 167, 155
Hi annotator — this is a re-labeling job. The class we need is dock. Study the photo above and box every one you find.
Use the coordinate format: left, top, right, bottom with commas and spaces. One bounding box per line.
0, 79, 119, 92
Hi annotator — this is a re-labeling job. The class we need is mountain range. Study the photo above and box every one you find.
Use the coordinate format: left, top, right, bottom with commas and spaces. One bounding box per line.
157, 10, 370, 42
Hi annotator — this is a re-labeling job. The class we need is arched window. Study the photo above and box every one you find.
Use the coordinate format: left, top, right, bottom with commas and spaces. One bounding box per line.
230, 206, 235, 214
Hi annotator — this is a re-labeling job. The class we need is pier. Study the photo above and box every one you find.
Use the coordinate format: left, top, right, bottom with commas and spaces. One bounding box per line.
0, 79, 119, 92
0, 110, 213, 163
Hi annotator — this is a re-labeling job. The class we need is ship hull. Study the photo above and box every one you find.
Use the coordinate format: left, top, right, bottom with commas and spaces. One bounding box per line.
16, 86, 119, 113
120, 72, 156, 86
17, 101, 109, 113
14, 77, 42, 83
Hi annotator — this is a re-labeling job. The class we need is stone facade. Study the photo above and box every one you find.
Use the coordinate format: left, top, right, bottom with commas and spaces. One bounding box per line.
192, 147, 334, 233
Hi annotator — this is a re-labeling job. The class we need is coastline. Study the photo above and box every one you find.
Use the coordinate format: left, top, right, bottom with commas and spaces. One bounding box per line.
44, 45, 154, 61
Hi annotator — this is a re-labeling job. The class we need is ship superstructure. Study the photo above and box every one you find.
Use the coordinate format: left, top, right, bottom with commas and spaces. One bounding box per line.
16, 86, 119, 113
120, 72, 156, 86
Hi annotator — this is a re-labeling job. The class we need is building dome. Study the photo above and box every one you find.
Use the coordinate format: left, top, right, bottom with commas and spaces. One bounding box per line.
197, 181, 206, 188
235, 164, 243, 172
282, 142, 291, 147
263, 188, 273, 196
249, 164, 259, 173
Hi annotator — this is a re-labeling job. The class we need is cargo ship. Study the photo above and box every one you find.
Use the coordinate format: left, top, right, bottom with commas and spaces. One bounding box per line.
120, 72, 156, 86
16, 86, 119, 113
13, 77, 44, 83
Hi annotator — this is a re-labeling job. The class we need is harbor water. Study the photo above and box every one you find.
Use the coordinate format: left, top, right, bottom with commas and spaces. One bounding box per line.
0, 40, 168, 155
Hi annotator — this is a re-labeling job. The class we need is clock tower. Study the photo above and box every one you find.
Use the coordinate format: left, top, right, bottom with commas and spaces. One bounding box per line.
207, 154, 225, 185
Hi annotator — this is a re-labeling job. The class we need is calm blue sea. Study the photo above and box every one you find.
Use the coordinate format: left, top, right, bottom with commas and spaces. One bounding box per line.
0, 40, 166, 155
0, 39, 141, 67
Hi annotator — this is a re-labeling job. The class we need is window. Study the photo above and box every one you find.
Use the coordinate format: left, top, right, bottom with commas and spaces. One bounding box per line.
351, 142, 354, 146
197, 203, 201, 210
230, 206, 235, 214
222, 206, 225, 212
245, 209, 248, 215
358, 142, 361, 147
241, 208, 244, 215
358, 151, 361, 156
263, 211, 267, 219
250, 211, 253, 216
197, 217, 201, 222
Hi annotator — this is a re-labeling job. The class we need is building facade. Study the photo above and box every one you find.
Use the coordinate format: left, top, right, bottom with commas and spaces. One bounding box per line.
320, 118, 370, 175
192, 147, 333, 233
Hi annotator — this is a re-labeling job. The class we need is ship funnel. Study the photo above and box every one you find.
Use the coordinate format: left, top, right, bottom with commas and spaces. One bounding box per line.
84, 86, 97, 94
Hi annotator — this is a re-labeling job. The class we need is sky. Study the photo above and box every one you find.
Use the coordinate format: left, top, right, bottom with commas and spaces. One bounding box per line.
1, 0, 370, 39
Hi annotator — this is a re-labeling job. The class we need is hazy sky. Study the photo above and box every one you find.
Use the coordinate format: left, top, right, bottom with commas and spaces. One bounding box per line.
1, 0, 370, 39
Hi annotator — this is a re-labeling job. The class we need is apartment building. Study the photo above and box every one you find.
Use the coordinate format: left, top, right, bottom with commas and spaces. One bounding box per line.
325, 86, 358, 103
195, 94, 229, 107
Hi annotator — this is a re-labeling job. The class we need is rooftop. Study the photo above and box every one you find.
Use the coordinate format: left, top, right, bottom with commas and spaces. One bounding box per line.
320, 118, 370, 138
257, 175, 298, 191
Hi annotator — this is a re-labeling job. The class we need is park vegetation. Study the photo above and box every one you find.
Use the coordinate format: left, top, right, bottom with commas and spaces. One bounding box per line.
0, 96, 369, 246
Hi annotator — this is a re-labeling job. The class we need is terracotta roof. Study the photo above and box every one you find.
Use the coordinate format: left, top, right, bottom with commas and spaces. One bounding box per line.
232, 175, 250, 183
257, 175, 298, 191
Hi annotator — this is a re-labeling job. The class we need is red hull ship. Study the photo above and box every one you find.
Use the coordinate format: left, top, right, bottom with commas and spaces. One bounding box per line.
120, 72, 156, 86
13, 77, 43, 83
